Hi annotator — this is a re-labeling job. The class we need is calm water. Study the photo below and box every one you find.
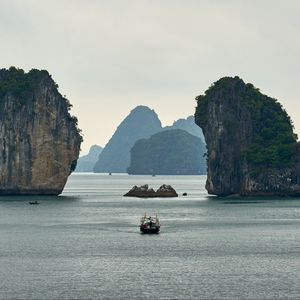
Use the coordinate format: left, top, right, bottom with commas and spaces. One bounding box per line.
0, 174, 300, 299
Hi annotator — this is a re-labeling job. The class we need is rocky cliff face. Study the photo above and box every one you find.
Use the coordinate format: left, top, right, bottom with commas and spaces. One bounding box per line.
0, 67, 82, 195
195, 76, 300, 196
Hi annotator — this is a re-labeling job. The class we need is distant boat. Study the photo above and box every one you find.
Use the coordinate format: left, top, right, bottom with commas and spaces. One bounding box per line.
109, 172, 112, 175
152, 174, 156, 177
140, 214, 160, 234
29, 200, 39, 205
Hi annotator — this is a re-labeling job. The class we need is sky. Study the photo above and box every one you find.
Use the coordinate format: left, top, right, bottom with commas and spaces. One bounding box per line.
0, 0, 299, 154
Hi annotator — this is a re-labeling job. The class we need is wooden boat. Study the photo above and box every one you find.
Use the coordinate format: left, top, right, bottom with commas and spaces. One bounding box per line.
140, 214, 160, 234
29, 200, 39, 205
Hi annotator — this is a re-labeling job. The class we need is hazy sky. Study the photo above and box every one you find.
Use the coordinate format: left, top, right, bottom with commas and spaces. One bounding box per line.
0, 0, 299, 154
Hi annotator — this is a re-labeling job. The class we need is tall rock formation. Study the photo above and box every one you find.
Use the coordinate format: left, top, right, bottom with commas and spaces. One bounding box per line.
75, 145, 102, 172
0, 67, 82, 195
94, 106, 162, 173
128, 129, 207, 175
195, 76, 300, 196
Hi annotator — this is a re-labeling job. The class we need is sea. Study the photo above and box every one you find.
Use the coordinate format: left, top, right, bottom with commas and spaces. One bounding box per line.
0, 173, 299, 300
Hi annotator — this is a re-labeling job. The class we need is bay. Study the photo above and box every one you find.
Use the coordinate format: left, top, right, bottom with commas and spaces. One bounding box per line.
0, 174, 300, 299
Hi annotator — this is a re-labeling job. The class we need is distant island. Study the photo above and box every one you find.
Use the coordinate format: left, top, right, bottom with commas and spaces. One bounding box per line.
75, 145, 102, 172
0, 67, 82, 195
93, 105, 206, 174
128, 129, 206, 175
195, 76, 300, 196
164, 115, 205, 142
93, 105, 162, 173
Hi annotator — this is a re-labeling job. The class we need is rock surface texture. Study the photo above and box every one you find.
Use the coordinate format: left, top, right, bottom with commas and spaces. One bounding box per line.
124, 184, 178, 198
195, 76, 300, 196
0, 67, 82, 195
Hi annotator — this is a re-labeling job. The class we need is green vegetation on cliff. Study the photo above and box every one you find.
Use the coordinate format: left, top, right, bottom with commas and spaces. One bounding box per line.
244, 84, 297, 171
196, 76, 297, 175
0, 67, 73, 109
0, 67, 51, 99
0, 67, 80, 131
127, 129, 207, 175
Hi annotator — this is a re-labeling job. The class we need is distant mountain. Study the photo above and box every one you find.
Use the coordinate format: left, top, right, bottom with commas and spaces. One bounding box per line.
75, 145, 103, 172
127, 129, 207, 175
164, 116, 205, 142
94, 106, 162, 173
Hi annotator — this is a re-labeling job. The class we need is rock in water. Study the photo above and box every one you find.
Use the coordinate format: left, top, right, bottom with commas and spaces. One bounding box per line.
195, 76, 300, 197
123, 184, 156, 198
156, 184, 178, 197
0, 67, 82, 195
124, 184, 178, 197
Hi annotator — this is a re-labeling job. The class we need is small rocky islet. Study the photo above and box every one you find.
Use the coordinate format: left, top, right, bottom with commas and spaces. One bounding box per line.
124, 184, 178, 198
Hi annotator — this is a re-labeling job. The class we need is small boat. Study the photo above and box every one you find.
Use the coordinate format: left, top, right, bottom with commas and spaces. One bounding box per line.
29, 200, 39, 205
140, 213, 160, 234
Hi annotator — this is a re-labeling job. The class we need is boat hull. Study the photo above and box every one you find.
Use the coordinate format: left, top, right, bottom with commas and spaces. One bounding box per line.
140, 226, 160, 234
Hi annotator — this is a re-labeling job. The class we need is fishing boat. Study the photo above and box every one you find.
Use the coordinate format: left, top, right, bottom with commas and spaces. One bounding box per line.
140, 214, 160, 234
29, 200, 39, 205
